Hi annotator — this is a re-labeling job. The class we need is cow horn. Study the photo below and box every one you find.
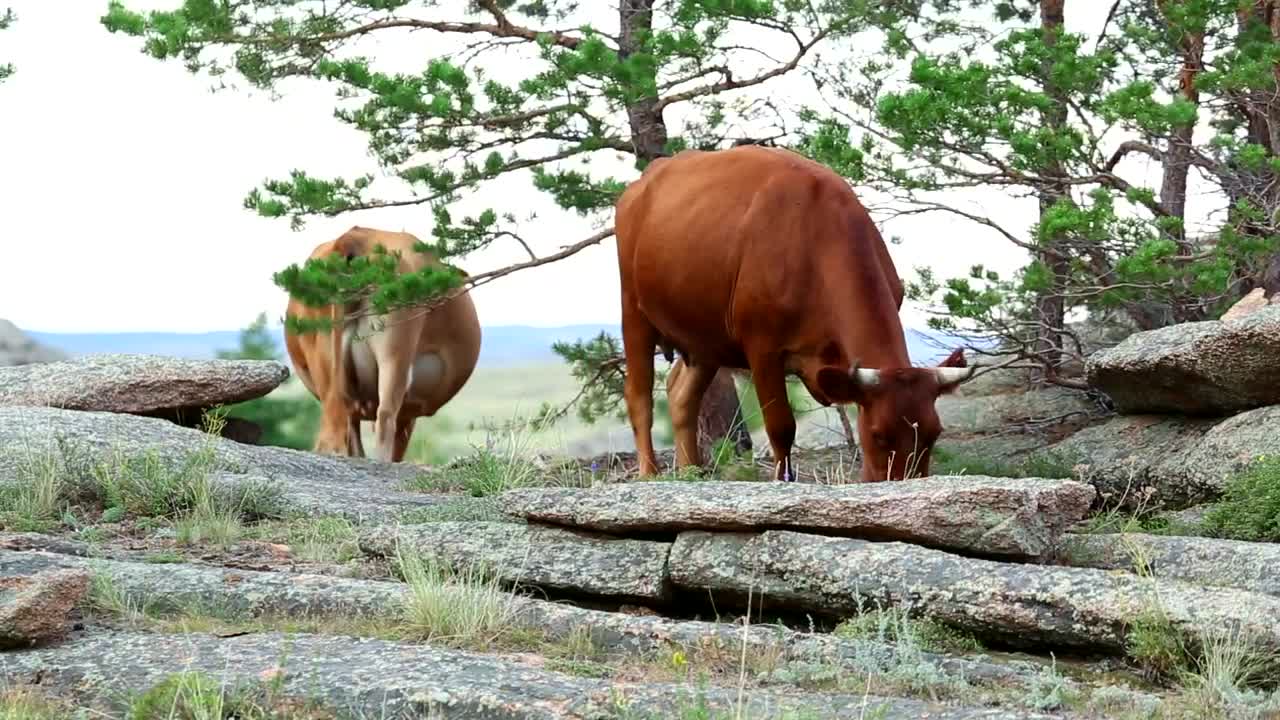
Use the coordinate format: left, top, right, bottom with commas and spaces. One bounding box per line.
934, 365, 978, 385
849, 363, 880, 386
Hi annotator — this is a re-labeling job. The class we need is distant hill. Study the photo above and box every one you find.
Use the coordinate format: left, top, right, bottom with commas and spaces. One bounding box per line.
25, 323, 976, 368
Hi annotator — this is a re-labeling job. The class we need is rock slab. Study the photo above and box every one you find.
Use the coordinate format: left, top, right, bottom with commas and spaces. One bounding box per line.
499, 476, 1096, 560
0, 407, 442, 521
0, 567, 89, 649
359, 521, 673, 603
0, 630, 1061, 719
668, 529, 1280, 654
0, 548, 1029, 689
1060, 532, 1280, 598
0, 353, 289, 414
1085, 305, 1280, 415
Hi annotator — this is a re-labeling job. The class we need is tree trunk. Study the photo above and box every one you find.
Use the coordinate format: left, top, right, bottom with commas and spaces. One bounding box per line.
1156, 1, 1205, 322
618, 0, 751, 457
1033, 0, 1069, 385
1230, 2, 1280, 302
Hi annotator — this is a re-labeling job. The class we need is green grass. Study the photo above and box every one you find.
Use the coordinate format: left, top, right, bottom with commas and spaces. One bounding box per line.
1201, 455, 1280, 542
398, 497, 511, 524
0, 687, 89, 720
0, 411, 284, 550
833, 607, 983, 655
928, 446, 1075, 479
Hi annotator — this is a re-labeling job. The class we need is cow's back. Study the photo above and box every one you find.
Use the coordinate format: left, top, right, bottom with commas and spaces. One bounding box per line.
616, 145, 881, 367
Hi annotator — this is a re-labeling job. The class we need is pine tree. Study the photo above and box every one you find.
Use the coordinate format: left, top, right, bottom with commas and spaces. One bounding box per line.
1, 8, 15, 83
798, 0, 1280, 387
101, 0, 872, 457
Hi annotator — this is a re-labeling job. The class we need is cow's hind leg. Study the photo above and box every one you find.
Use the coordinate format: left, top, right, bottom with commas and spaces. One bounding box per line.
621, 300, 661, 476
666, 358, 719, 471
746, 352, 797, 482
392, 413, 418, 463
369, 335, 414, 464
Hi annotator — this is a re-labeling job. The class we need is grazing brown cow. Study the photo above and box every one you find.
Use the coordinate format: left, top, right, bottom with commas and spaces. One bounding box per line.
284, 226, 482, 463
614, 145, 978, 482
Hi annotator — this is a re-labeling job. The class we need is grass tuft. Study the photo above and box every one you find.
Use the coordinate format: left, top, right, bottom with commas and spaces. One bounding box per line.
393, 542, 521, 647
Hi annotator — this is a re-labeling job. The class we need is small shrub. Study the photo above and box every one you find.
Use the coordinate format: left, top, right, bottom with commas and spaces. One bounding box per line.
1020, 659, 1081, 712
123, 669, 326, 720
834, 608, 982, 655
1201, 456, 1280, 542
1172, 621, 1280, 719
282, 516, 360, 563
1126, 608, 1190, 681
0, 453, 67, 532
394, 543, 519, 647
0, 688, 83, 719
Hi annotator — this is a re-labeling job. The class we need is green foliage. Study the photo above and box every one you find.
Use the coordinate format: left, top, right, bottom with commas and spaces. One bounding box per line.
0, 8, 13, 83
834, 608, 983, 656
928, 446, 1074, 480
102, 0, 867, 327
544, 331, 639, 426
123, 669, 318, 719
214, 313, 320, 451
1127, 608, 1191, 682
1201, 456, 1280, 542
798, 2, 1280, 367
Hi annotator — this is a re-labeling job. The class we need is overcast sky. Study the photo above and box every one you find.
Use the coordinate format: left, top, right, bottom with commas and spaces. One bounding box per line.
1, 1, 1217, 334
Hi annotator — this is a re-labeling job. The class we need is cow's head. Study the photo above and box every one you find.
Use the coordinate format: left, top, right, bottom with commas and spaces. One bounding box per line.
813, 348, 977, 482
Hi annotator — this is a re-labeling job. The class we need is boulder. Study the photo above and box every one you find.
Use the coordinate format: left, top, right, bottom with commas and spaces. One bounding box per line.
1084, 305, 1280, 415
0, 319, 67, 367
1220, 287, 1277, 322
0, 568, 89, 649
0, 353, 288, 416
1035, 406, 1280, 511
1059, 533, 1280, 598
499, 476, 1096, 560
935, 386, 1100, 435
1036, 415, 1217, 511
359, 521, 673, 604
668, 530, 1280, 654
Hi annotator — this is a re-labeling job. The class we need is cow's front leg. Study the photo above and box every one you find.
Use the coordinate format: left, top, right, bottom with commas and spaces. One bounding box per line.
746, 353, 797, 482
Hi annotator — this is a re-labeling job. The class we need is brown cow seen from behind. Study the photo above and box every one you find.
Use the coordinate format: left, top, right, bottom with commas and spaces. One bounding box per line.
284, 226, 482, 463
614, 145, 978, 482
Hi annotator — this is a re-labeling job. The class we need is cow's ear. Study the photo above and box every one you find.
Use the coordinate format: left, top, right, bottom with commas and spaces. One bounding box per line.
815, 365, 874, 405
939, 347, 966, 368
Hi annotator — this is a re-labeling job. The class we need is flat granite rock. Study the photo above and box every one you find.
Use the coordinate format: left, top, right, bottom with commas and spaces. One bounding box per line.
499, 476, 1096, 560
0, 548, 1032, 689
0, 407, 446, 522
0, 630, 1065, 719
0, 353, 289, 414
359, 521, 673, 604
1059, 532, 1280, 598
668, 529, 1280, 654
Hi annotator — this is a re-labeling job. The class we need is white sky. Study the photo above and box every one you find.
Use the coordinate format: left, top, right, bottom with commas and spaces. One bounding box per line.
0, 1, 1222, 333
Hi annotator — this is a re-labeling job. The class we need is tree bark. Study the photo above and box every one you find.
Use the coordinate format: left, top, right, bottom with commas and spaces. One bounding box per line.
1155, 1, 1206, 322
1229, 2, 1280, 301
1033, 0, 1070, 385
618, 0, 751, 457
